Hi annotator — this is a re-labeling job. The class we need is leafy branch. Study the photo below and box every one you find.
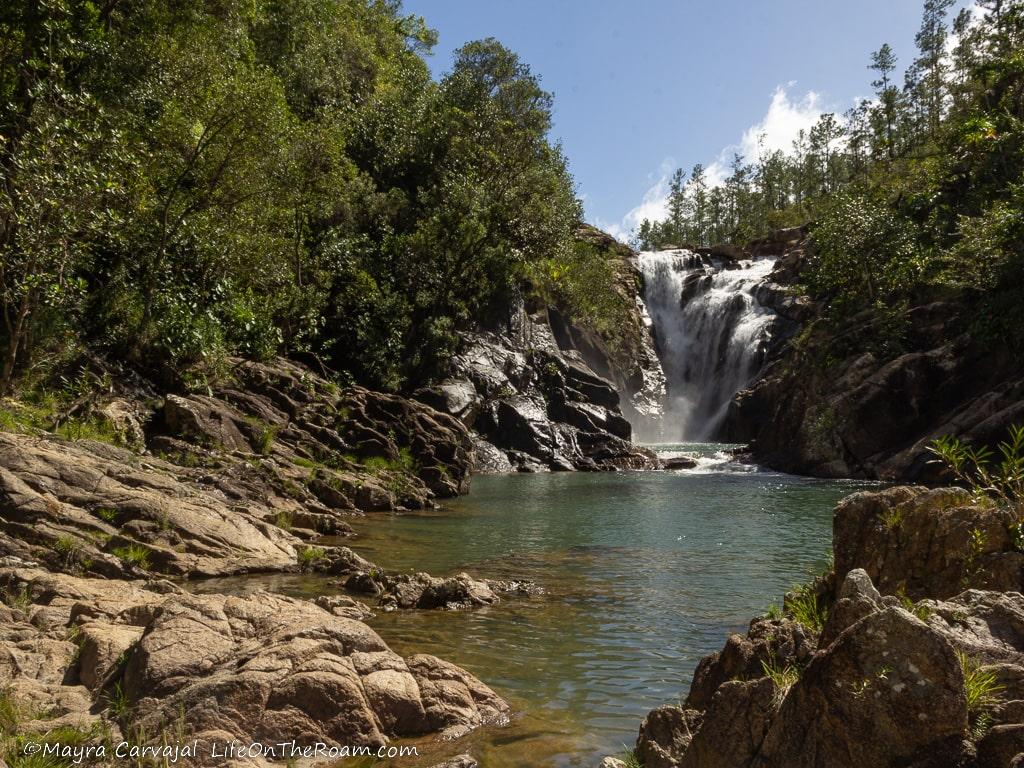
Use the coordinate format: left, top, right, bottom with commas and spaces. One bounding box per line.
927, 424, 1024, 507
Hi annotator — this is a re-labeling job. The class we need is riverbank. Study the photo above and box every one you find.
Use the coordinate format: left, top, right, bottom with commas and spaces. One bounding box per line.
626, 485, 1024, 768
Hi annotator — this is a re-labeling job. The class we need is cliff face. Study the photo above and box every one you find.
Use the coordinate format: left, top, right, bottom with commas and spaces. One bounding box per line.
414, 225, 664, 473
557, 225, 667, 428
726, 234, 1024, 481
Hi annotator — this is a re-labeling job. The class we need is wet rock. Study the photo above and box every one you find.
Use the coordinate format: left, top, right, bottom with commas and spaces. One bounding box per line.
313, 594, 375, 621
340, 557, 537, 612
471, 438, 513, 474
448, 310, 658, 473
662, 456, 697, 470
412, 380, 482, 427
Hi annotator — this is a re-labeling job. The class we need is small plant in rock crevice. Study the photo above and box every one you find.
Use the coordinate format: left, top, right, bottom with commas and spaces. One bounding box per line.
762, 653, 800, 704
297, 546, 326, 570
112, 544, 151, 570
958, 650, 1004, 740
785, 582, 828, 634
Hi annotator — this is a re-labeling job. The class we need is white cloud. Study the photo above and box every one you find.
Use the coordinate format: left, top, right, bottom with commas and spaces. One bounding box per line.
600, 158, 675, 243
604, 85, 827, 243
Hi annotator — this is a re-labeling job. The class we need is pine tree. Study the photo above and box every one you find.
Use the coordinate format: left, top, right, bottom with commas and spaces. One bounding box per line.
869, 44, 899, 158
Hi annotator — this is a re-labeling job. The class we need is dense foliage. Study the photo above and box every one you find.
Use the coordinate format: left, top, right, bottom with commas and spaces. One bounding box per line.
0, 0, 585, 393
636, 0, 1024, 349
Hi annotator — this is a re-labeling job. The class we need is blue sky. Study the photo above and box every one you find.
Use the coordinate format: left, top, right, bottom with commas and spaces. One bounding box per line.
403, 0, 964, 241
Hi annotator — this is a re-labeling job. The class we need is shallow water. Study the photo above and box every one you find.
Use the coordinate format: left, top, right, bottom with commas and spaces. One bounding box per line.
193, 445, 876, 767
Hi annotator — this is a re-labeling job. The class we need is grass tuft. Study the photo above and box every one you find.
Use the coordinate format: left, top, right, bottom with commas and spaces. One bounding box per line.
958, 650, 1003, 739
785, 583, 828, 634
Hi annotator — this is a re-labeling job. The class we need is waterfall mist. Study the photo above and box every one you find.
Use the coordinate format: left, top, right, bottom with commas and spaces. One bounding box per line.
636, 250, 777, 442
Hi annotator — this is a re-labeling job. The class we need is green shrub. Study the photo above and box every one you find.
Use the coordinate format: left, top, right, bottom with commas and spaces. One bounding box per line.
806, 194, 924, 313
928, 424, 1024, 506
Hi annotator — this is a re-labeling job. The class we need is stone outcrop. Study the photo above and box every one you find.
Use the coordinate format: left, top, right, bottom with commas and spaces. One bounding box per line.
632, 488, 1024, 768
724, 232, 1024, 481
0, 432, 301, 578
416, 316, 657, 473
0, 565, 508, 764
833, 486, 1024, 600
412, 226, 663, 473
557, 225, 667, 427
0, 358, 477, 579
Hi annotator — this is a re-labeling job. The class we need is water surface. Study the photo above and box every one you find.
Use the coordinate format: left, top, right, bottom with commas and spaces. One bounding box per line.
195, 446, 875, 766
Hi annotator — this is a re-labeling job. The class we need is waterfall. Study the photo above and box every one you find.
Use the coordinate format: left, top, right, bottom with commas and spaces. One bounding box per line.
635, 249, 777, 442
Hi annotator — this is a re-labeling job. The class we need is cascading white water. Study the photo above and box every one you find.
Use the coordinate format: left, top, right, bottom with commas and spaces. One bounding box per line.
636, 250, 777, 441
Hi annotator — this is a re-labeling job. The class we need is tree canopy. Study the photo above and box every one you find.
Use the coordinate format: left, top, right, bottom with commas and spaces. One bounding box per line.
0, 0, 583, 393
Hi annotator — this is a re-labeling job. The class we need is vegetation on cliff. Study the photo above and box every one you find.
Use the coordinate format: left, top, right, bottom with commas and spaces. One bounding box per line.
0, 0, 618, 398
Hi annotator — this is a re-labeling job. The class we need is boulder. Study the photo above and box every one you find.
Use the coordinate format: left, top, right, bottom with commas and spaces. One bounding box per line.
686, 617, 816, 710
756, 608, 968, 768
676, 678, 778, 768
636, 706, 702, 768
104, 581, 505, 751
833, 486, 1024, 600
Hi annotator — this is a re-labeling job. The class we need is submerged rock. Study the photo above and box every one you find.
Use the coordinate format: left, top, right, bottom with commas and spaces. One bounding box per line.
335, 550, 540, 611
661, 456, 698, 470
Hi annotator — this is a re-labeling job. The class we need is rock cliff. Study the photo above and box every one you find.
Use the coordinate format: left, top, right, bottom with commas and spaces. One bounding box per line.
725, 231, 1024, 481
414, 227, 662, 473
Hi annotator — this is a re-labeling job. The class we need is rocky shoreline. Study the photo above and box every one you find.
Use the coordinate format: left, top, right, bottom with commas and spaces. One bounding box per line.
615, 486, 1024, 768
0, 337, 660, 766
